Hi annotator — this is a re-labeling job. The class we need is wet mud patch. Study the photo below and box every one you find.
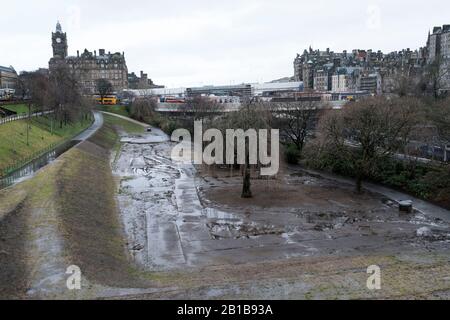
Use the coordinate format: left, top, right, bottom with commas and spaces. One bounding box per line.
207, 220, 284, 240
198, 172, 450, 260
112, 123, 450, 275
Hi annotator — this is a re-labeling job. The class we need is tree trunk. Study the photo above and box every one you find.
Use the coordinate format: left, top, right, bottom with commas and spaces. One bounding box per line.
241, 164, 252, 198
355, 173, 363, 194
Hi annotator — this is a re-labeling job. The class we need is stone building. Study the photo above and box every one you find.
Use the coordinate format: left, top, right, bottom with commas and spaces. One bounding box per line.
360, 73, 381, 95
427, 25, 450, 92
48, 21, 128, 95
293, 44, 429, 94
428, 25, 450, 61
128, 71, 164, 90
0, 65, 18, 89
313, 64, 334, 92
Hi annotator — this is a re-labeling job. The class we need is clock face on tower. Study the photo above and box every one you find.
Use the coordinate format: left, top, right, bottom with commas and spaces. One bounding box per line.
56, 38, 62, 43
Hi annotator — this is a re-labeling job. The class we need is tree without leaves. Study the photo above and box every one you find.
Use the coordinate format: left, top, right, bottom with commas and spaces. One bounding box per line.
213, 98, 273, 198
182, 96, 224, 122
426, 97, 450, 161
18, 71, 50, 145
385, 71, 422, 98
16, 73, 32, 102
48, 62, 85, 128
423, 56, 450, 99
316, 96, 421, 193
272, 100, 323, 154
129, 97, 157, 122
96, 79, 114, 104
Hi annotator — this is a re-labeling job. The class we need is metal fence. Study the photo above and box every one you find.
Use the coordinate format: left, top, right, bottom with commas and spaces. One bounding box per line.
0, 111, 53, 125
0, 116, 92, 179
0, 142, 59, 178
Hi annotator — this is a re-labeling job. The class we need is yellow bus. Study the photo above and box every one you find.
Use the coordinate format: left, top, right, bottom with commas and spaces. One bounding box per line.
95, 95, 118, 105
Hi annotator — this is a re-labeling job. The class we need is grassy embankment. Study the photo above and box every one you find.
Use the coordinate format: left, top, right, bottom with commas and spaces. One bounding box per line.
95, 104, 181, 135
0, 115, 92, 176
95, 105, 130, 117
54, 114, 148, 289
101, 113, 144, 133
0, 114, 151, 298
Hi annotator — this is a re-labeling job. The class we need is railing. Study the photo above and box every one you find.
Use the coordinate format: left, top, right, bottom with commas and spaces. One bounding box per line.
0, 116, 94, 179
0, 142, 60, 178
0, 111, 53, 125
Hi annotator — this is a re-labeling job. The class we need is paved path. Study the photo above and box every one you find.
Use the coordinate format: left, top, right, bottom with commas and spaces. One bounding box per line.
73, 111, 103, 141
298, 167, 450, 223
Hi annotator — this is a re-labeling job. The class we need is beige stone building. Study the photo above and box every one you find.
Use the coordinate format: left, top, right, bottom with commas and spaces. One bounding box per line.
0, 65, 18, 89
48, 21, 128, 95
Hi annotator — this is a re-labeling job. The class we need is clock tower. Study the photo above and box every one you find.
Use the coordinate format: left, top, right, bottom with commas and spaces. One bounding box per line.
52, 21, 68, 59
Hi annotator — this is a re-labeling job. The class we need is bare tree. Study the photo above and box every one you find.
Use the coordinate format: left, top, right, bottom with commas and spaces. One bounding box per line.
426, 97, 450, 161
16, 73, 31, 102
182, 96, 223, 121
423, 56, 450, 99
19, 72, 50, 144
129, 97, 157, 122
96, 79, 114, 104
385, 71, 421, 97
317, 96, 421, 193
214, 99, 272, 198
272, 100, 323, 153
48, 62, 84, 128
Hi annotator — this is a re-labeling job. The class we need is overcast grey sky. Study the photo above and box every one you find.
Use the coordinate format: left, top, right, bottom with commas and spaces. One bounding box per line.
1, 0, 449, 87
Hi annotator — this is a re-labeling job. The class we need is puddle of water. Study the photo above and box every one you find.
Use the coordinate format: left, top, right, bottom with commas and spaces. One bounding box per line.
204, 208, 241, 222
121, 176, 150, 193
203, 208, 286, 240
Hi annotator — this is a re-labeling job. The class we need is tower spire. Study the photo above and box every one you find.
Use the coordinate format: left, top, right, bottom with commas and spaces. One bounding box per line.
56, 20, 62, 33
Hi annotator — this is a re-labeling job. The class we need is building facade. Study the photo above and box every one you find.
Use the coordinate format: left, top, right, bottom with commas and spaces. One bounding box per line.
293, 43, 429, 95
128, 71, 164, 90
332, 74, 351, 93
313, 66, 333, 92
427, 25, 450, 92
48, 21, 128, 95
0, 65, 18, 89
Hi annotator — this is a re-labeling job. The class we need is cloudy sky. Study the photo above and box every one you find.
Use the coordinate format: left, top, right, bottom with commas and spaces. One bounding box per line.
1, 0, 449, 87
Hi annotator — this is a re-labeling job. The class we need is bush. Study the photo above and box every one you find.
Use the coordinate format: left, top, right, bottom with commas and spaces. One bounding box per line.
285, 144, 301, 165
161, 120, 179, 136
146, 113, 180, 136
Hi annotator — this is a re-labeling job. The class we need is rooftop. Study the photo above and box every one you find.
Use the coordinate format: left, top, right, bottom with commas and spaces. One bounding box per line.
0, 65, 16, 73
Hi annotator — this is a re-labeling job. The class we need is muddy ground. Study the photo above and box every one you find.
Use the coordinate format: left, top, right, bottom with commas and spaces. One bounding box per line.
1, 113, 449, 299
112, 119, 450, 298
